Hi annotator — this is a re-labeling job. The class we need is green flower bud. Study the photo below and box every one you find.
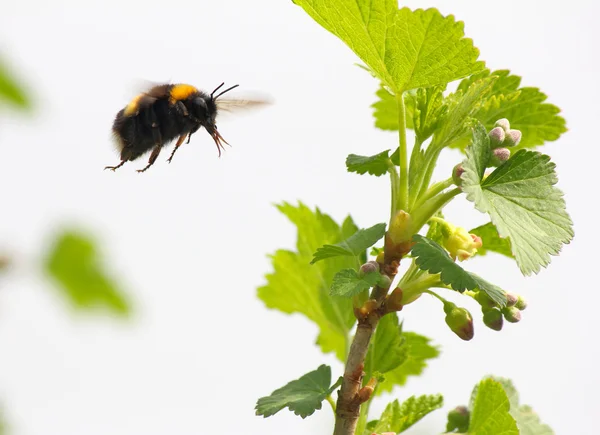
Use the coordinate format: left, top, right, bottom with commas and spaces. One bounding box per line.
446, 405, 470, 433
452, 163, 465, 186
388, 210, 413, 244
502, 306, 522, 323
441, 223, 482, 262
483, 308, 504, 331
359, 261, 379, 277
505, 292, 518, 307
444, 302, 474, 341
504, 129, 522, 147
494, 118, 510, 132
489, 147, 511, 166
474, 291, 498, 309
377, 274, 392, 289
488, 126, 506, 148
515, 295, 527, 310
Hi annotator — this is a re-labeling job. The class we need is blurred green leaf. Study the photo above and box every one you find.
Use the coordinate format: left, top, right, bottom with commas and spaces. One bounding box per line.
470, 222, 514, 259
258, 202, 359, 360
44, 231, 130, 315
364, 312, 407, 379
372, 395, 443, 433
0, 59, 29, 109
377, 331, 440, 394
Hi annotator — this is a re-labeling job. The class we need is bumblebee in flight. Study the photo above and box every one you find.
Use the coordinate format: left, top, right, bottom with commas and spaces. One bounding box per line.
107, 82, 266, 172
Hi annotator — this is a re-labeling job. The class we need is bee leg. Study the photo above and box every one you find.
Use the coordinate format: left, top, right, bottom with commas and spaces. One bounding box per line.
104, 160, 126, 171
167, 133, 188, 163
136, 145, 162, 173
174, 101, 189, 117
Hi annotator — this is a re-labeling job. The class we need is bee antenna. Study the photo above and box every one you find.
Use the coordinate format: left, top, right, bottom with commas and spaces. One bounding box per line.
213, 84, 240, 100
211, 82, 225, 98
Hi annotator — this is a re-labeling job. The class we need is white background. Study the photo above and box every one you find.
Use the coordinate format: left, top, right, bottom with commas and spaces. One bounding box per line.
0, 0, 597, 434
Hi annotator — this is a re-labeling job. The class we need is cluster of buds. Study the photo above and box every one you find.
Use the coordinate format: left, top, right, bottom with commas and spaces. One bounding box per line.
437, 220, 482, 262
475, 290, 527, 331
488, 118, 522, 167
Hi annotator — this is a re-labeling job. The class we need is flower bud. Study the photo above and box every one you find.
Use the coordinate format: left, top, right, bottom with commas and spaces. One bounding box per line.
494, 118, 510, 132
505, 292, 518, 307
488, 126, 506, 148
504, 129, 522, 147
386, 287, 403, 312
444, 302, 474, 341
377, 274, 392, 289
515, 295, 527, 311
502, 306, 522, 323
446, 405, 470, 432
452, 163, 465, 186
359, 261, 379, 277
442, 223, 482, 261
483, 308, 504, 331
387, 210, 413, 244
489, 148, 511, 167
474, 291, 498, 310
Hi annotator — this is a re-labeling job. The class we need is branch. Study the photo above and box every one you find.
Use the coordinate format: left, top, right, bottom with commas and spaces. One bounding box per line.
333, 315, 379, 435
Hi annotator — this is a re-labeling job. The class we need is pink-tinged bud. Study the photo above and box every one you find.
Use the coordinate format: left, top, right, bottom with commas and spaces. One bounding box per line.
505, 293, 518, 307
483, 308, 504, 331
515, 295, 527, 310
502, 306, 522, 323
489, 148, 511, 166
504, 129, 522, 147
359, 261, 379, 277
488, 126, 506, 147
388, 210, 413, 244
446, 406, 470, 432
494, 118, 510, 132
444, 302, 474, 341
452, 163, 465, 186
443, 224, 482, 262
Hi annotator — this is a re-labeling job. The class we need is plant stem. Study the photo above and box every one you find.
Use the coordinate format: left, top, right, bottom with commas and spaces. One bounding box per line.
326, 395, 337, 413
387, 162, 400, 220
396, 93, 409, 211
410, 188, 462, 233
333, 317, 379, 435
412, 177, 454, 212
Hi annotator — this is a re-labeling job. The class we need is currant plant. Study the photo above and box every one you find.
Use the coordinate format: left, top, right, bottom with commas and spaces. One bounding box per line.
255, 2, 571, 434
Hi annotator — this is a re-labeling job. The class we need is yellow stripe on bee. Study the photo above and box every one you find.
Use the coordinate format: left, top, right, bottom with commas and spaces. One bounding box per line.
123, 94, 143, 116
169, 84, 199, 104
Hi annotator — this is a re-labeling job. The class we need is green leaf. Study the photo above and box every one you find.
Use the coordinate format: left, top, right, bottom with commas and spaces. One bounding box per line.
44, 231, 130, 315
0, 59, 29, 109
255, 365, 341, 419
372, 395, 443, 433
330, 269, 381, 298
292, 2, 483, 92
258, 202, 359, 360
364, 313, 407, 379
346, 151, 391, 177
468, 379, 518, 434
373, 86, 415, 130
377, 331, 440, 394
312, 223, 386, 263
462, 124, 574, 275
470, 222, 514, 258
434, 76, 496, 148
489, 377, 555, 435
411, 235, 507, 306
453, 69, 567, 150
413, 86, 447, 142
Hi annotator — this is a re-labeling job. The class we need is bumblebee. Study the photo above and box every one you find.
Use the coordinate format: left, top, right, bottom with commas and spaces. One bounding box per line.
107, 82, 264, 172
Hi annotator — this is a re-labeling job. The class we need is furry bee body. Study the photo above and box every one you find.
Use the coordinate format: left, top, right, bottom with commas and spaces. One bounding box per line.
107, 82, 237, 173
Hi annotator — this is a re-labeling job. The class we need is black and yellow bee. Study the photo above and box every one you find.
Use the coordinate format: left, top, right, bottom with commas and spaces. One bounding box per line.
107, 82, 266, 172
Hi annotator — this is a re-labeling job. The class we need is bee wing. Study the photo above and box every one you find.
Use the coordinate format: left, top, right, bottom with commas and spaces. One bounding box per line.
216, 93, 273, 114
